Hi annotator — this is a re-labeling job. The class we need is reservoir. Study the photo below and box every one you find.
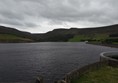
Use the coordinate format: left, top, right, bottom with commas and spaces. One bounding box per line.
0, 42, 117, 83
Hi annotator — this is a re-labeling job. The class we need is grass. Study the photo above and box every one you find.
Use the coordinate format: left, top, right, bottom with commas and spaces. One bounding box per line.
71, 66, 118, 83
68, 34, 118, 45
69, 35, 91, 42
0, 34, 32, 42
68, 34, 108, 42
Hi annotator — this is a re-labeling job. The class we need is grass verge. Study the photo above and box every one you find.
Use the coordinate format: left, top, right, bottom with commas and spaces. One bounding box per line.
71, 66, 118, 83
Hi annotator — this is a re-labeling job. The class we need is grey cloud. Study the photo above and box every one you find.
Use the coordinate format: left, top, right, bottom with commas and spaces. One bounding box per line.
25, 22, 38, 27
0, 18, 24, 26
0, 0, 118, 33
0, 10, 25, 20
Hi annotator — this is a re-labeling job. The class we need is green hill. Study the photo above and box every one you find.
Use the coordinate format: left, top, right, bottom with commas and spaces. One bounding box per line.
69, 34, 109, 42
0, 34, 33, 43
0, 26, 33, 43
0, 24, 118, 43
33, 24, 118, 43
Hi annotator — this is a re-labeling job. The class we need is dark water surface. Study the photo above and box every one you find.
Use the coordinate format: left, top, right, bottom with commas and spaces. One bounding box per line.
0, 42, 117, 83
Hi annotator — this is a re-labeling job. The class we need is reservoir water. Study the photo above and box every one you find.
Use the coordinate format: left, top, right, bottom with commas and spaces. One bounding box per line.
0, 42, 117, 83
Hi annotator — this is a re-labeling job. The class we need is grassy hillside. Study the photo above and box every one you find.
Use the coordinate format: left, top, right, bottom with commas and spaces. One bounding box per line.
68, 25, 118, 44
69, 34, 109, 42
0, 26, 34, 42
0, 34, 33, 43
69, 33, 118, 44
33, 24, 118, 42
0, 24, 118, 42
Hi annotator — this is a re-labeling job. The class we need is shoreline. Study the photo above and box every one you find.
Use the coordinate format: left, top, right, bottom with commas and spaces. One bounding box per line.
87, 42, 118, 48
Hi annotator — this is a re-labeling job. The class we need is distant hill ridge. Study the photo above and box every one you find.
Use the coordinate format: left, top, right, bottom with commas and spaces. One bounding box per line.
0, 24, 118, 42
0, 26, 32, 38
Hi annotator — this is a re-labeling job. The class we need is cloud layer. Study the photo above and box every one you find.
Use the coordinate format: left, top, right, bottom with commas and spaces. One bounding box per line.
0, 0, 118, 33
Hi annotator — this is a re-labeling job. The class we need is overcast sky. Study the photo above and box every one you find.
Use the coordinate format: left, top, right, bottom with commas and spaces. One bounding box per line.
0, 0, 118, 33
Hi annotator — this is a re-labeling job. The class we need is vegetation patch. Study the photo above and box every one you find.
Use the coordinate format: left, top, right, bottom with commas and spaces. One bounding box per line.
71, 66, 118, 83
68, 34, 108, 42
0, 34, 33, 43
